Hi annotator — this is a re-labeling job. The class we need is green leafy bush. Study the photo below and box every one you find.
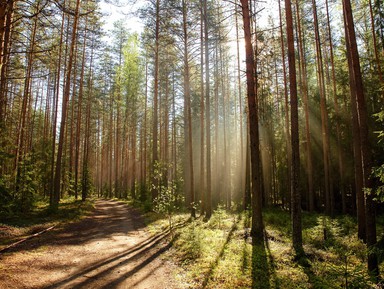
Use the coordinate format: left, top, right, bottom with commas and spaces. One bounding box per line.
14, 154, 39, 213
0, 174, 12, 215
373, 111, 384, 202
152, 162, 184, 232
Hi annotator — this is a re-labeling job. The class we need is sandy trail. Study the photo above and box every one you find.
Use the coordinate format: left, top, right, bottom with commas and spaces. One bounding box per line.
0, 199, 183, 289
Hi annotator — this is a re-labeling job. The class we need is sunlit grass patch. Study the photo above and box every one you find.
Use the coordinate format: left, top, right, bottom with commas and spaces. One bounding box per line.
174, 219, 203, 261
274, 266, 309, 288
167, 210, 240, 288
303, 215, 367, 262
156, 207, 384, 288
207, 205, 235, 230
50, 197, 95, 221
144, 211, 171, 233
308, 254, 372, 289
145, 211, 189, 235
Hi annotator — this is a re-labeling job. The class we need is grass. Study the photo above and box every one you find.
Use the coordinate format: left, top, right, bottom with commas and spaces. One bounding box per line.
2, 197, 382, 288
148, 207, 384, 289
0, 196, 95, 248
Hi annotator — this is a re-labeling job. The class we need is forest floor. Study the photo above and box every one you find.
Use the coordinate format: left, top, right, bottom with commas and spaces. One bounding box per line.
0, 199, 187, 289
1, 199, 383, 289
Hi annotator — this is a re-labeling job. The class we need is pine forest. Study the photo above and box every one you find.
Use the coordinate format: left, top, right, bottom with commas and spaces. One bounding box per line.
0, 0, 384, 288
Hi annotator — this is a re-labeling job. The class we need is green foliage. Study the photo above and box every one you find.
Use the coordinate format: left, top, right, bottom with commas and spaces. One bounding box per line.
152, 162, 184, 231
371, 165, 384, 202
318, 254, 372, 289
209, 204, 227, 229
49, 197, 95, 221
0, 145, 14, 215
372, 111, 384, 202
65, 171, 75, 197
153, 184, 179, 230
0, 174, 13, 215
81, 164, 93, 200
0, 119, 54, 215
263, 207, 291, 236
177, 220, 203, 261
34, 136, 52, 196
14, 154, 39, 213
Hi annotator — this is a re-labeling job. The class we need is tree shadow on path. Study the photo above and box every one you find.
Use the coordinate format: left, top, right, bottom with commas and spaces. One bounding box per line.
2, 199, 148, 254
46, 229, 177, 288
1, 199, 186, 289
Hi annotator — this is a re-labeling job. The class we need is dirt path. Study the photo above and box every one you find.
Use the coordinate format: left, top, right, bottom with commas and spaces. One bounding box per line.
0, 199, 185, 289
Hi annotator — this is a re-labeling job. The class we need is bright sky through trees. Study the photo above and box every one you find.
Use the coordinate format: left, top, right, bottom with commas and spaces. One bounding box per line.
100, 1, 144, 34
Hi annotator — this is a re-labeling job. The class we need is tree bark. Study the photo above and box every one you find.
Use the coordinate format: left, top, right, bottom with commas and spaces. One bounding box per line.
182, 0, 195, 218
240, 0, 263, 241
0, 0, 14, 128
200, 0, 205, 215
204, 0, 212, 219
278, 0, 291, 209
312, 0, 331, 215
285, 0, 303, 256
295, 0, 314, 212
343, 0, 378, 277
52, 0, 81, 209
235, 0, 245, 206
325, 0, 345, 214
151, 0, 160, 201
74, 13, 88, 200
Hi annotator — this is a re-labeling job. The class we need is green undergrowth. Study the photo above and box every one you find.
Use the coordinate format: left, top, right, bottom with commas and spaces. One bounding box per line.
0, 197, 95, 247
150, 207, 384, 289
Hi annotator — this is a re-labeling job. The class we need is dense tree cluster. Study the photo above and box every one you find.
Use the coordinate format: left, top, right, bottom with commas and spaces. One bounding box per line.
0, 0, 383, 278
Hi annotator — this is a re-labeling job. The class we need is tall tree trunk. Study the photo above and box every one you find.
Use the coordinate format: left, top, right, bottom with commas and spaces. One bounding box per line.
152, 0, 160, 201
204, 0, 212, 218
368, 0, 383, 84
245, 120, 251, 210
115, 28, 124, 198
295, 0, 314, 212
50, 5, 66, 205
115, 92, 121, 198
240, 0, 263, 241
131, 103, 138, 199
182, 0, 195, 218
200, 0, 205, 214
82, 71, 93, 201
213, 44, 219, 206
163, 73, 170, 188
312, 0, 331, 215
172, 72, 177, 190
82, 23, 94, 201
235, 0, 245, 205
0, 0, 13, 129
325, 0, 345, 214
343, 4, 366, 242
109, 81, 114, 198
15, 3, 38, 192
285, 0, 303, 255
221, 52, 230, 209
74, 13, 88, 200
52, 0, 81, 209
142, 60, 148, 199
278, 0, 291, 209
343, 0, 378, 277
